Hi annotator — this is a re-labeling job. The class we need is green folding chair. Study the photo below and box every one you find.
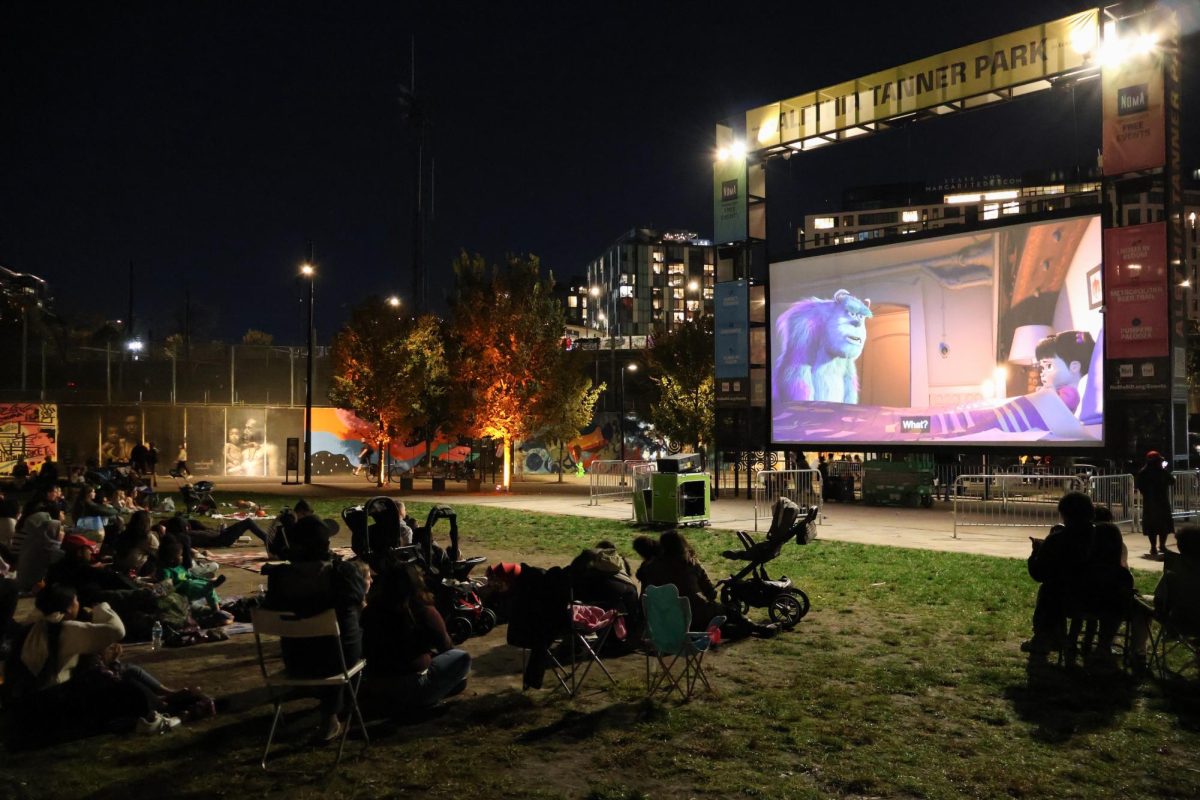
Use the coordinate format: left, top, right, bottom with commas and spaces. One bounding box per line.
641, 584, 723, 701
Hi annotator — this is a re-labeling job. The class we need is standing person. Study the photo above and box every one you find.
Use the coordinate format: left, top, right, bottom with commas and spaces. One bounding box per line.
173, 442, 190, 478
146, 442, 159, 487
352, 443, 374, 477
129, 441, 150, 478
1135, 450, 1175, 559
11, 456, 30, 490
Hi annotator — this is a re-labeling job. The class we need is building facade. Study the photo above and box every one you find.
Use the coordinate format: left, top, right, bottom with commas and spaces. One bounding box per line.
572, 228, 716, 340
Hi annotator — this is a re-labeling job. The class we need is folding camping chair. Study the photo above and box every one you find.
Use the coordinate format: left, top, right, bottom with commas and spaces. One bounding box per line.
642, 584, 723, 702
251, 608, 370, 771
507, 565, 622, 697
1151, 551, 1200, 686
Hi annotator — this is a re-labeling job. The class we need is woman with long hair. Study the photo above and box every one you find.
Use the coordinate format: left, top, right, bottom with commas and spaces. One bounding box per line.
1136, 450, 1175, 558
361, 559, 470, 714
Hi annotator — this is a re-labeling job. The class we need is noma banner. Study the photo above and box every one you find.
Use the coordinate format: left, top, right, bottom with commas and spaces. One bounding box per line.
1104, 223, 1168, 360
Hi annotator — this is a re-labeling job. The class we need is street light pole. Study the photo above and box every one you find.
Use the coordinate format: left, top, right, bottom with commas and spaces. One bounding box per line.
302, 259, 315, 484
620, 362, 638, 461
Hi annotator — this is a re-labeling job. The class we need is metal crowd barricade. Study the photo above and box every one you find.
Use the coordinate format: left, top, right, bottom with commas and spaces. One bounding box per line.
1170, 470, 1200, 522
588, 460, 652, 505
754, 469, 823, 531
629, 462, 657, 520
1087, 474, 1138, 531
952, 473, 1086, 539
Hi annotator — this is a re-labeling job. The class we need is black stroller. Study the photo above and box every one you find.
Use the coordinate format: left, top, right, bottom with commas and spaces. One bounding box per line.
179, 480, 217, 515
716, 497, 817, 628
343, 500, 495, 643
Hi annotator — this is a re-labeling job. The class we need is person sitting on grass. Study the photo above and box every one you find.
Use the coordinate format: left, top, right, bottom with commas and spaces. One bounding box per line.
3, 585, 183, 745
157, 537, 228, 613
360, 558, 470, 716
71, 485, 123, 543
1023, 491, 1096, 655
637, 529, 779, 639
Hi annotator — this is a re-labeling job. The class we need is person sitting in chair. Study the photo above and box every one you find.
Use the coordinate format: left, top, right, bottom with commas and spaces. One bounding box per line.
638, 530, 778, 639
1023, 491, 1095, 655
262, 515, 365, 743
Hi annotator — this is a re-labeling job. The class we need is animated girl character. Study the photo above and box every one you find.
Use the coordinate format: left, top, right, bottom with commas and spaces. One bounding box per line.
1035, 331, 1095, 415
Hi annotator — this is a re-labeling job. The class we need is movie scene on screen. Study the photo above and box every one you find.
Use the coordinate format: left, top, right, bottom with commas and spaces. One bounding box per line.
769, 215, 1103, 447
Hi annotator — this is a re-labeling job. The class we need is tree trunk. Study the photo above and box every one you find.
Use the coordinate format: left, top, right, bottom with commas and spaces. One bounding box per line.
557, 442, 564, 483
376, 436, 384, 488
502, 436, 511, 490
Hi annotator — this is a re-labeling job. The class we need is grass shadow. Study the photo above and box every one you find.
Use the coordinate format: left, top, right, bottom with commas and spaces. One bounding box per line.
1004, 659, 1137, 742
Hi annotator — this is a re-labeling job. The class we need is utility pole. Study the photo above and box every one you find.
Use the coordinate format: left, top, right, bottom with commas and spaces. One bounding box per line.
399, 39, 431, 313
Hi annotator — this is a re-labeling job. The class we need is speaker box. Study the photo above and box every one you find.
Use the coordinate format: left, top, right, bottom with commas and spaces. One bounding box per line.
657, 453, 702, 473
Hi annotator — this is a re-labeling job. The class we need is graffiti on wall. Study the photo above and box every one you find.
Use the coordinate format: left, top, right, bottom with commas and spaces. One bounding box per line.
0, 403, 58, 475
516, 414, 669, 475
310, 408, 472, 475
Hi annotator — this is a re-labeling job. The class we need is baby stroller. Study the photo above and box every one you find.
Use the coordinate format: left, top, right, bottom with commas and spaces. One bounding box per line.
716, 497, 817, 628
412, 505, 494, 643
343, 500, 494, 643
179, 480, 216, 515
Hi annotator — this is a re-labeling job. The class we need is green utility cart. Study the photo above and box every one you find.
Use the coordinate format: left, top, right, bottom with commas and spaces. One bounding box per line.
633, 454, 711, 526
862, 458, 935, 508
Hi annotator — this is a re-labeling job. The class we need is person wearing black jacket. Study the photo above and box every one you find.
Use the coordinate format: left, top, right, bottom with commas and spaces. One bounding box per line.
262, 515, 365, 743
1023, 491, 1095, 655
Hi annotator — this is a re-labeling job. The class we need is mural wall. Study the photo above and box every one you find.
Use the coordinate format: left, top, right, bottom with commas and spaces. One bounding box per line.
37, 404, 670, 477
0, 403, 58, 476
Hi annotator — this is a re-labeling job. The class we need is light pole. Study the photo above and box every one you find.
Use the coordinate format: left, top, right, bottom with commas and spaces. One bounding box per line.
301, 261, 315, 484
620, 362, 637, 461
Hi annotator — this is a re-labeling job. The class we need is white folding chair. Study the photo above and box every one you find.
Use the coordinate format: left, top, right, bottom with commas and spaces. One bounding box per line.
251, 608, 369, 771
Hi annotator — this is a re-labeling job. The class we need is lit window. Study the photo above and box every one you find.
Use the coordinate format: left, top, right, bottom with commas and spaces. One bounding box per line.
946, 193, 982, 204
619, 285, 634, 298
983, 203, 999, 220
673, 312, 685, 323
568, 296, 577, 308
668, 262, 685, 274
673, 288, 684, 299
1002, 201, 1020, 215
901, 210, 919, 223
814, 217, 835, 229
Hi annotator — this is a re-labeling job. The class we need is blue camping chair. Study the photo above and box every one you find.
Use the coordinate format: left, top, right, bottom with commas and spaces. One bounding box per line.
641, 584, 723, 701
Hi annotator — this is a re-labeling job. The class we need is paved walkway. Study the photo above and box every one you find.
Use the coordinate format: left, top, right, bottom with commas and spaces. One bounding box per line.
192, 472, 1168, 573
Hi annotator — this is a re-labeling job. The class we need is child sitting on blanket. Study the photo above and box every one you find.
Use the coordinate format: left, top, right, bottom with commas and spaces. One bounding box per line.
158, 537, 226, 611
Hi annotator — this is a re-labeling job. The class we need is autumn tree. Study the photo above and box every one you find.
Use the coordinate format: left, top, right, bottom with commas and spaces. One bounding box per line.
533, 349, 604, 482
394, 314, 451, 471
447, 252, 565, 489
329, 296, 436, 486
647, 315, 715, 464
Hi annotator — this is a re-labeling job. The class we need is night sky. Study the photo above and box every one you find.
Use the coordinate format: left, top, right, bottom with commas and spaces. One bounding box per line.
3, 1, 1197, 344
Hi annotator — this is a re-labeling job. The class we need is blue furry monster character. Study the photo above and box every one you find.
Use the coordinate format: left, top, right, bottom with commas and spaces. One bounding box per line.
774, 289, 873, 404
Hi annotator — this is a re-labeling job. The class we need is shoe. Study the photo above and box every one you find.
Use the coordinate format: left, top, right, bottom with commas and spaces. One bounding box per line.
754, 623, 781, 639
1020, 638, 1052, 655
211, 574, 226, 588
319, 716, 344, 743
136, 712, 182, 735
237, 535, 252, 544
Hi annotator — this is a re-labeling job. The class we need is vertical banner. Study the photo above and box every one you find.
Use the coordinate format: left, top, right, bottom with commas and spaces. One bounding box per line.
714, 280, 749, 379
1102, 52, 1165, 175
713, 157, 747, 243
1104, 223, 1168, 359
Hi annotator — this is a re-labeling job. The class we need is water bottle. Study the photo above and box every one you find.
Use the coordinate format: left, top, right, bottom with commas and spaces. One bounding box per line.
151, 620, 163, 652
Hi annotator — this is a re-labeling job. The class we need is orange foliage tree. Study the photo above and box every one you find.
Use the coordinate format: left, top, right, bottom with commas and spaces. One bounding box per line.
447, 252, 565, 488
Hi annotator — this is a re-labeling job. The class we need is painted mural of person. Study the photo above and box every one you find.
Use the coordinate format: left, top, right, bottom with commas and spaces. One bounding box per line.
224, 427, 244, 476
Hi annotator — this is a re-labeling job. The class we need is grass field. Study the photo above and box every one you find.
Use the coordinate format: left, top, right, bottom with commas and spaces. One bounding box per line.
3, 494, 1199, 800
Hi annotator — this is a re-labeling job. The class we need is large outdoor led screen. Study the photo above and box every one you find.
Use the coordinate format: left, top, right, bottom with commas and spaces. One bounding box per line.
770, 215, 1103, 447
